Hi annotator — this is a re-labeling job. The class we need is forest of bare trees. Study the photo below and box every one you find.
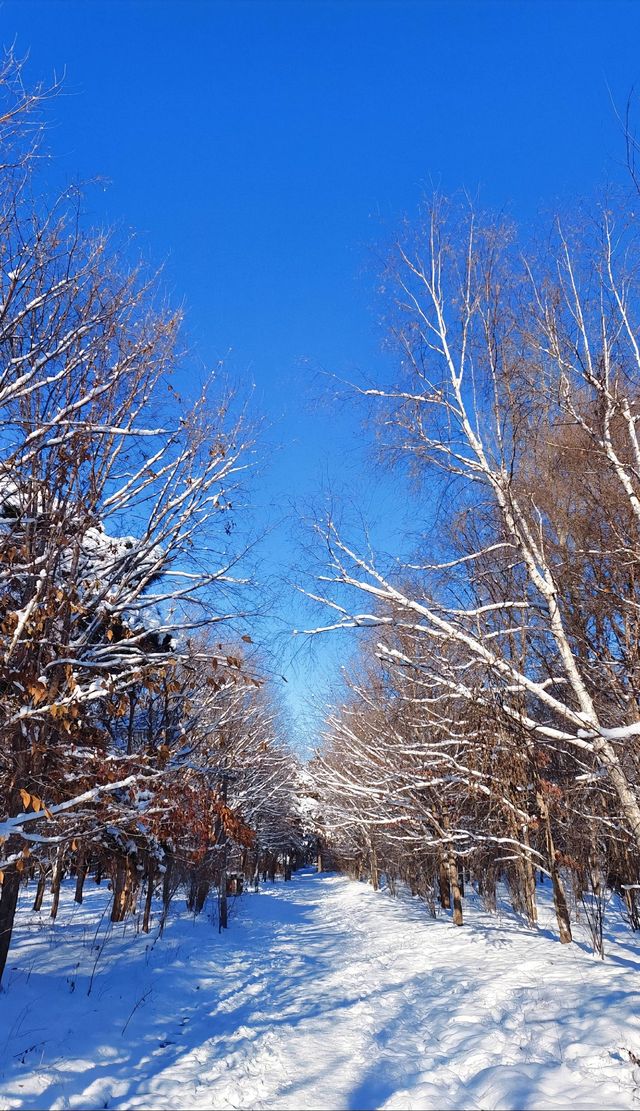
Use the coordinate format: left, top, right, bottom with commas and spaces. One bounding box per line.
0, 56, 303, 988
309, 191, 640, 956
4, 43, 640, 999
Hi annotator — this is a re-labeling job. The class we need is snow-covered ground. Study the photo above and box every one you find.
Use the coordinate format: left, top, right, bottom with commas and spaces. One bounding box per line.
1, 869, 640, 1110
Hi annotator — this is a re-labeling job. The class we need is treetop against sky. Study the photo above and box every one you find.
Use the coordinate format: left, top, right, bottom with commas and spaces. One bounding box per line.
3, 0, 640, 742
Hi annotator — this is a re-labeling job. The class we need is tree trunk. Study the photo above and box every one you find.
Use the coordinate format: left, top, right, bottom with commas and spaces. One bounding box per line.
523, 855, 538, 927
0, 865, 21, 987
32, 869, 46, 912
187, 872, 199, 913
194, 878, 210, 914
506, 809, 537, 925
625, 886, 640, 930
142, 865, 154, 934
549, 860, 572, 944
448, 852, 463, 926
187, 862, 210, 915
217, 774, 229, 930
111, 859, 137, 923
520, 825, 538, 927
370, 843, 379, 891
111, 860, 126, 923
50, 846, 64, 921
74, 854, 88, 905
219, 867, 228, 931
159, 855, 173, 937
438, 857, 451, 910
477, 864, 497, 912
537, 790, 572, 944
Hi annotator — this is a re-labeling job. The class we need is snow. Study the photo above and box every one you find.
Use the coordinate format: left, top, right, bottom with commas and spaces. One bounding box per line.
1, 871, 640, 1110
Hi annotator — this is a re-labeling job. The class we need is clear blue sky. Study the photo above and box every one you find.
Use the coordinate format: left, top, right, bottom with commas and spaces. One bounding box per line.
3, 0, 640, 747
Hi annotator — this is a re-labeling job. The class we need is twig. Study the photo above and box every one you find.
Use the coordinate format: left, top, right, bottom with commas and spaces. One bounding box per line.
121, 987, 151, 1035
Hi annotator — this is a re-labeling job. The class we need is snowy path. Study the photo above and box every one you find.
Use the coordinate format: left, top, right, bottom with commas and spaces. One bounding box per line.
2, 869, 640, 1109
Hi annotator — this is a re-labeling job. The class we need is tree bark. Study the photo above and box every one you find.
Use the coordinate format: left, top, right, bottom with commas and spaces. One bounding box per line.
219, 865, 228, 931
74, 854, 88, 905
438, 857, 451, 910
448, 852, 464, 926
521, 834, 538, 928
0, 865, 21, 987
111, 860, 126, 923
32, 868, 46, 912
537, 790, 572, 944
217, 774, 229, 929
142, 865, 154, 934
159, 854, 173, 937
370, 843, 379, 891
111, 858, 137, 923
50, 846, 64, 921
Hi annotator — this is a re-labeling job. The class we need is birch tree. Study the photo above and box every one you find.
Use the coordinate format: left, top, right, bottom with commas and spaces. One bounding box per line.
309, 195, 640, 941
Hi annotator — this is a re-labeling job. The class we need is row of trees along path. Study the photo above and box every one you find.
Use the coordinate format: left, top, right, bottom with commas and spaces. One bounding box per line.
308, 194, 640, 956
0, 56, 303, 987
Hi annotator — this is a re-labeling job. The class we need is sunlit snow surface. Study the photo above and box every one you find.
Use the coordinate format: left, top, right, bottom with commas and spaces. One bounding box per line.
1, 870, 640, 1110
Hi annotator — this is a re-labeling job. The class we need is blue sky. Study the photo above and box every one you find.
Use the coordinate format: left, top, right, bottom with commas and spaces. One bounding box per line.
4, 0, 640, 747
